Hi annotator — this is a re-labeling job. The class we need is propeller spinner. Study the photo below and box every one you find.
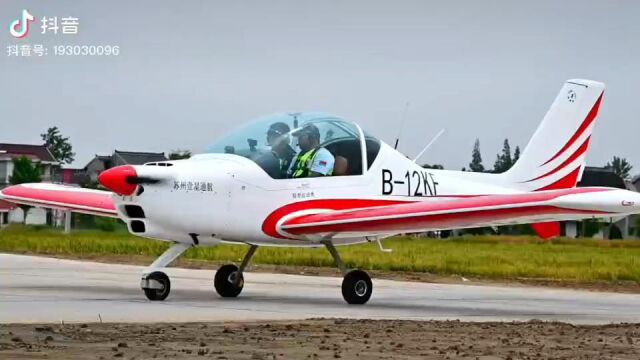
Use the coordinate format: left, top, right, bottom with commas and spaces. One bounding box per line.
98, 165, 138, 196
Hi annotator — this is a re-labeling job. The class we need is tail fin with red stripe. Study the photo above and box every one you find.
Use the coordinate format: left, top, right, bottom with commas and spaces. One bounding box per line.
502, 79, 605, 191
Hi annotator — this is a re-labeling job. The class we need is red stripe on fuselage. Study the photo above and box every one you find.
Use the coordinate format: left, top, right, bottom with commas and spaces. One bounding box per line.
283, 206, 603, 235
262, 199, 411, 238
270, 188, 609, 238
283, 188, 605, 229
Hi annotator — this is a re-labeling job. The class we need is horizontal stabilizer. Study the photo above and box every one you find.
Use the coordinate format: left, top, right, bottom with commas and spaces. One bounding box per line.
530, 222, 561, 240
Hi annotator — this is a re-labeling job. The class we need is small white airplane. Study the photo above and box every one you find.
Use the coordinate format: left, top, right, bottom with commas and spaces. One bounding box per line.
3, 79, 640, 304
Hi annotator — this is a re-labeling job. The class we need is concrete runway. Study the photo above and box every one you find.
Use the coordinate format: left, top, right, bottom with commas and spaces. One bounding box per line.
1, 254, 638, 324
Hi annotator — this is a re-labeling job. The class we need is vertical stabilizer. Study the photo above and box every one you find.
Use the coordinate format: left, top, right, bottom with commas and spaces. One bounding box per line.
502, 79, 605, 191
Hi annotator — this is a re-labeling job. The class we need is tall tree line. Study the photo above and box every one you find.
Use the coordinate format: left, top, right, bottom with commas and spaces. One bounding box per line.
468, 138, 520, 173
468, 139, 633, 182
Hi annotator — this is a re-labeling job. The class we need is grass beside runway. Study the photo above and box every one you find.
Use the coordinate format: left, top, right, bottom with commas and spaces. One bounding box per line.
1, 225, 639, 283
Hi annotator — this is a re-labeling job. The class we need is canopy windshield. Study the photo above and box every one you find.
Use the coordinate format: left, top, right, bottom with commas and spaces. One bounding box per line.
206, 113, 380, 178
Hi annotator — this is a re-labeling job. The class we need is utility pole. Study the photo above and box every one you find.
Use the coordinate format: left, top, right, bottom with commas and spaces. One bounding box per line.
64, 210, 71, 234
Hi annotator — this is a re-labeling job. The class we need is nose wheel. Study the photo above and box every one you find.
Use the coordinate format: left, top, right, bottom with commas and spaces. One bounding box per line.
141, 271, 171, 301
140, 243, 192, 301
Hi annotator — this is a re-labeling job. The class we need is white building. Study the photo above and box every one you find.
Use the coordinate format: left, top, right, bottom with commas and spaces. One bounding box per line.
0, 143, 60, 225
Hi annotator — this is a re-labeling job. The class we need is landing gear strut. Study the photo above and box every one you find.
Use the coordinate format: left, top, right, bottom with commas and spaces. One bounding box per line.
323, 241, 373, 304
214, 244, 258, 298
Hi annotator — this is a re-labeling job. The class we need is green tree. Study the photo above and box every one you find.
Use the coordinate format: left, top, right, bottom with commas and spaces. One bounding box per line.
422, 164, 444, 169
581, 219, 603, 238
493, 139, 513, 173
168, 149, 192, 160
469, 138, 485, 172
41, 127, 75, 164
513, 146, 521, 163
9, 157, 42, 222
10, 157, 42, 185
605, 156, 633, 180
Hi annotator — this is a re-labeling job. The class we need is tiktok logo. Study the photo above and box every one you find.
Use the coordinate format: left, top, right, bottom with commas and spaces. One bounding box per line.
9, 9, 35, 38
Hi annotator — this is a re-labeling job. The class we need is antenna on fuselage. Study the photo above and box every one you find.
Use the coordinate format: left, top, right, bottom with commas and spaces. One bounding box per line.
394, 102, 410, 150
412, 128, 445, 163
288, 112, 301, 148
288, 112, 301, 129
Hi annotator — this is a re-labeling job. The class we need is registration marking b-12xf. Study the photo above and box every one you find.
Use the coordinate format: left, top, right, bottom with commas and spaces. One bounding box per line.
381, 169, 438, 197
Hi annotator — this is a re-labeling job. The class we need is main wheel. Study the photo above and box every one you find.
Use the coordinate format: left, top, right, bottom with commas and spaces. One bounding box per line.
341, 270, 372, 304
215, 264, 244, 298
142, 271, 171, 301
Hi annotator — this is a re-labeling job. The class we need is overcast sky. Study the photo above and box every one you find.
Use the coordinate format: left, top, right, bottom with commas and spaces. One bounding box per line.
2, 0, 639, 174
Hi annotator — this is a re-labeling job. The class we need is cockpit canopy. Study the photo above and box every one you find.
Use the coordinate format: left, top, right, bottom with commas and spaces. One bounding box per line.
206, 112, 381, 179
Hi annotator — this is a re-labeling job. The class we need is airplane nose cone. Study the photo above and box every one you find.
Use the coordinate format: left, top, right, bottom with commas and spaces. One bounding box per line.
98, 165, 137, 196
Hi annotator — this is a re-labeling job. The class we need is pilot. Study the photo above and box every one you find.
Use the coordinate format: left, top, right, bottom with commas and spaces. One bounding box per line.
267, 122, 296, 178
288, 124, 335, 178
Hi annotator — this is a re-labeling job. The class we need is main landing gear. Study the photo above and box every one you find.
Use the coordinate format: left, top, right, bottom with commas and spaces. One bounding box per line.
210, 242, 372, 304
323, 240, 373, 305
214, 244, 258, 298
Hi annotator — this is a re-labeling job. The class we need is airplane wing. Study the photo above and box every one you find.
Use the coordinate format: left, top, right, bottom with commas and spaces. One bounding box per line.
278, 187, 619, 239
0, 183, 118, 218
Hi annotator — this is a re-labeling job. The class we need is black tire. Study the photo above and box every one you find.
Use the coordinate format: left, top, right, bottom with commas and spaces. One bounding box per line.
214, 264, 244, 298
143, 271, 170, 301
341, 270, 372, 305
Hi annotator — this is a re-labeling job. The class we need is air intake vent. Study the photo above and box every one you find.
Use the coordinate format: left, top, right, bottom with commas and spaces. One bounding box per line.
130, 220, 146, 233
124, 205, 145, 218
144, 162, 173, 167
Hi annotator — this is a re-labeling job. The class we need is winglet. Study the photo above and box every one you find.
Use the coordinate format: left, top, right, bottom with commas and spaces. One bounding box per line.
530, 222, 561, 240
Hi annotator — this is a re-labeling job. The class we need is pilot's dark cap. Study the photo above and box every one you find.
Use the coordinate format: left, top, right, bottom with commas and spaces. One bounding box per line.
267, 122, 290, 136
293, 124, 320, 140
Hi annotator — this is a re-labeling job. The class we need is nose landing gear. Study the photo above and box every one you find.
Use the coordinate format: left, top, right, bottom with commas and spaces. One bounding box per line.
140, 242, 191, 301
141, 271, 171, 301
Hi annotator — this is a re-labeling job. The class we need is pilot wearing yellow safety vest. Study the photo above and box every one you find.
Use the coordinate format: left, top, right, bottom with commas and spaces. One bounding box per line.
287, 124, 335, 178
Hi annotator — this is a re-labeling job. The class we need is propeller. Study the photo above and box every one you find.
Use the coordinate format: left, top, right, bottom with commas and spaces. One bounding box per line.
126, 176, 161, 185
